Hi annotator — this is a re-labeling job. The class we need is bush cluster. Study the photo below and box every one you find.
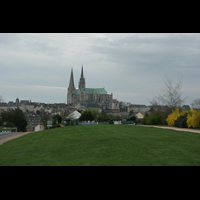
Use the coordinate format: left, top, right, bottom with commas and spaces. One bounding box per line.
174, 113, 188, 128
166, 108, 182, 126
142, 112, 162, 125
186, 110, 200, 128
166, 108, 200, 128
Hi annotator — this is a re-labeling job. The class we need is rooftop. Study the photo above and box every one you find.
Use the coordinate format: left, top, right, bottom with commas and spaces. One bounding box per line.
76, 88, 107, 95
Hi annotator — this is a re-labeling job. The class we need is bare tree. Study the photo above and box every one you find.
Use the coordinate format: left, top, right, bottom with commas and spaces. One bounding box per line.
191, 98, 200, 110
0, 95, 5, 103
151, 77, 186, 111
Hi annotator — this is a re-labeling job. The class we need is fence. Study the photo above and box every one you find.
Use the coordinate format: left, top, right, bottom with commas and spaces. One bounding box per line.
73, 121, 134, 125
73, 122, 110, 125
122, 121, 134, 124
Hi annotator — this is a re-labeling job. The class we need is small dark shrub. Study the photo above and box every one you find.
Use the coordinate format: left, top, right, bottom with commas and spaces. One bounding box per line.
3, 121, 16, 127
174, 113, 188, 128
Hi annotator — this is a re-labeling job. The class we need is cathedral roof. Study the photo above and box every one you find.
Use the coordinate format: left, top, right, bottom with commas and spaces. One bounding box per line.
76, 88, 107, 95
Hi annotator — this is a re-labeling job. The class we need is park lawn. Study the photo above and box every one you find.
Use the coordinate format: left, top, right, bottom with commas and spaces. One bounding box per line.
0, 125, 200, 166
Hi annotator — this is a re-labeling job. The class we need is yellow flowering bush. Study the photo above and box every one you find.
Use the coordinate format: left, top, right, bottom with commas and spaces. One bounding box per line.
187, 110, 200, 128
166, 108, 180, 126
166, 108, 188, 126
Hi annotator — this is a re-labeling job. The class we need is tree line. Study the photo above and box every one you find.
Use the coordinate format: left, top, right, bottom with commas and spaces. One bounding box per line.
0, 108, 27, 132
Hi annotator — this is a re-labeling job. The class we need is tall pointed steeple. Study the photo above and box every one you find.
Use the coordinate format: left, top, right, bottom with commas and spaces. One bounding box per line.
79, 65, 85, 91
68, 67, 75, 90
67, 68, 76, 104
81, 65, 84, 78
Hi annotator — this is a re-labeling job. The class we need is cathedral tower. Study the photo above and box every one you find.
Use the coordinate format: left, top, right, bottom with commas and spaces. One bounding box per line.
67, 68, 76, 104
78, 65, 85, 91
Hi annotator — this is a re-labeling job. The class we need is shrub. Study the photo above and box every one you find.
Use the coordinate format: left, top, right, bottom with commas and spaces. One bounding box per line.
166, 108, 180, 126
160, 109, 172, 125
141, 116, 148, 125
187, 110, 200, 128
142, 112, 162, 125
51, 124, 60, 129
127, 115, 136, 122
2, 121, 16, 127
174, 113, 188, 128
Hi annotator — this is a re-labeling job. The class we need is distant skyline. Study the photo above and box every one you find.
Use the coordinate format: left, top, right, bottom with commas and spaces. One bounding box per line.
0, 33, 199, 106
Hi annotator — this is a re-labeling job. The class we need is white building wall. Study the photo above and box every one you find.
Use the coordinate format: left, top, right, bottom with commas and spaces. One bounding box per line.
135, 112, 144, 119
35, 125, 44, 132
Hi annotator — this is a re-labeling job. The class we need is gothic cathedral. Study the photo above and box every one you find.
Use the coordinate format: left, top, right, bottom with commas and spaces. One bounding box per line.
67, 66, 113, 105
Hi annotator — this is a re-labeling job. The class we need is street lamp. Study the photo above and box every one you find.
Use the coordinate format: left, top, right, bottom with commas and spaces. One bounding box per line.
96, 115, 99, 124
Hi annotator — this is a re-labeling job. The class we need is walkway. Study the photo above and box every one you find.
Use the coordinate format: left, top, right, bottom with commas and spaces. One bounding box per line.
138, 125, 200, 134
0, 132, 33, 145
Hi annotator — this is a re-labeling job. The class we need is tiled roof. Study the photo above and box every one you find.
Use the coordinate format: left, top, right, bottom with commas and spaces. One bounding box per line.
110, 99, 117, 103
76, 88, 107, 95
85, 103, 100, 108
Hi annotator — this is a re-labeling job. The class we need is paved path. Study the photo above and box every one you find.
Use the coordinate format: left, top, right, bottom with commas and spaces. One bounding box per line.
0, 132, 33, 145
0, 132, 23, 139
138, 125, 200, 134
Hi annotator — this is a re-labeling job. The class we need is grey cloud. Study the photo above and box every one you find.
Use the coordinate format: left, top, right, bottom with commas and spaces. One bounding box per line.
0, 33, 21, 44
89, 33, 200, 71
0, 33, 200, 105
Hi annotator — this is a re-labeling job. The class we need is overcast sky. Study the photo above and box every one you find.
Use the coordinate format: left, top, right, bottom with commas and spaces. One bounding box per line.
0, 33, 199, 106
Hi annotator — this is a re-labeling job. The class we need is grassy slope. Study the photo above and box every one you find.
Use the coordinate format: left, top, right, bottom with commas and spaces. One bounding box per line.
0, 125, 200, 166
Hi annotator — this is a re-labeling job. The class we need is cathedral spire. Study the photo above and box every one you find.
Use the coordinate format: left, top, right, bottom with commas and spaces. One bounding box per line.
69, 67, 75, 90
79, 65, 85, 91
81, 65, 84, 78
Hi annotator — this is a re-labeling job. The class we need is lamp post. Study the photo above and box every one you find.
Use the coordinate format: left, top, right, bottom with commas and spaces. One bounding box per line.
3, 122, 6, 132
96, 115, 99, 124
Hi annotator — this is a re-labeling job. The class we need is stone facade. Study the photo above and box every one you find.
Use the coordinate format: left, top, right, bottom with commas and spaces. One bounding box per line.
67, 66, 113, 105
128, 104, 150, 113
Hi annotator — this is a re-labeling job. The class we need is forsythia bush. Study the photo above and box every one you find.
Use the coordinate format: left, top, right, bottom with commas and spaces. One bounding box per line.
166, 108, 189, 126
187, 110, 200, 128
166, 108, 200, 128
166, 108, 181, 126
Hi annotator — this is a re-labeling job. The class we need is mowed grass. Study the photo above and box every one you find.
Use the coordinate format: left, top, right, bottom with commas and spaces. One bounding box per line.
0, 125, 200, 166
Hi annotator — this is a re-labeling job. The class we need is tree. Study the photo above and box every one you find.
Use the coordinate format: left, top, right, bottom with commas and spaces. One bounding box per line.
0, 95, 5, 103
151, 77, 186, 112
87, 108, 101, 121
191, 98, 200, 110
60, 110, 70, 119
127, 115, 136, 122
41, 114, 51, 128
4, 121, 16, 127
36, 110, 41, 115
52, 114, 62, 125
1, 108, 27, 132
79, 110, 94, 121
13, 108, 27, 132
79, 109, 102, 122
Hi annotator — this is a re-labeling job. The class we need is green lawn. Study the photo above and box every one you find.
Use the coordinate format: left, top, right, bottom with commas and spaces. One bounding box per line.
0, 125, 200, 166
0, 126, 11, 131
